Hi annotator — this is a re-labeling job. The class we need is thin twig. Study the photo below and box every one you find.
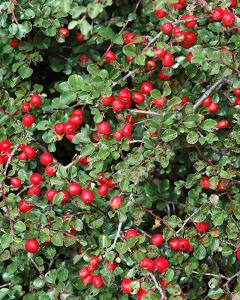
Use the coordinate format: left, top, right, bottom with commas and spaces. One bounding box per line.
193, 78, 228, 111
127, 109, 160, 116
104, 222, 123, 255
192, 270, 228, 280
224, 271, 240, 288
148, 272, 166, 299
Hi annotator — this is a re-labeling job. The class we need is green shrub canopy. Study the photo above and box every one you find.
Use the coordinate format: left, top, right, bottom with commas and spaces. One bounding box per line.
0, 0, 240, 299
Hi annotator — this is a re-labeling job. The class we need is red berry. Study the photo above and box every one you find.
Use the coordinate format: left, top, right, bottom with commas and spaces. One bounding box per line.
76, 32, 84, 42
234, 98, 240, 106
137, 288, 149, 300
10, 37, 20, 48
178, 238, 191, 251
59, 28, 69, 39
18, 199, 34, 212
150, 233, 164, 246
180, 96, 189, 105
79, 267, 90, 279
121, 278, 133, 294
145, 60, 157, 71
202, 96, 212, 107
140, 81, 153, 94
92, 275, 104, 288
23, 145, 36, 159
155, 9, 167, 19
10, 177, 21, 188
195, 222, 209, 233
21, 102, 31, 112
83, 275, 92, 286
162, 53, 174, 67
69, 115, 83, 126
159, 69, 171, 81
68, 182, 82, 196
54, 123, 65, 135
180, 14, 197, 28
216, 120, 228, 129
125, 228, 138, 239
106, 261, 116, 272
0, 139, 11, 151
133, 91, 145, 104
88, 256, 100, 271
201, 176, 210, 189
97, 184, 109, 196
25, 239, 39, 253
161, 22, 174, 34
110, 196, 123, 209
40, 152, 53, 166
22, 114, 34, 127
222, 11, 235, 27
211, 8, 224, 21
27, 185, 41, 196
154, 96, 167, 109
122, 123, 132, 137
208, 103, 218, 113
124, 32, 136, 44
139, 257, 154, 271
113, 130, 123, 141
64, 122, 76, 134
29, 173, 42, 185
45, 189, 58, 201
118, 88, 131, 103
112, 99, 125, 113
100, 95, 114, 106
79, 155, 89, 165
168, 238, 180, 251
104, 51, 116, 62
81, 189, 94, 204
186, 52, 193, 63
155, 48, 166, 59
45, 166, 56, 176
126, 55, 133, 63
182, 32, 197, 48
234, 88, 240, 97
154, 257, 169, 272
230, 0, 237, 7
236, 248, 240, 261
97, 121, 111, 135
30, 93, 42, 107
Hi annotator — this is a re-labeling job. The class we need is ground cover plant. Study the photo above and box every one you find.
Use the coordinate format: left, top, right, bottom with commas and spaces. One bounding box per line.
0, 0, 240, 299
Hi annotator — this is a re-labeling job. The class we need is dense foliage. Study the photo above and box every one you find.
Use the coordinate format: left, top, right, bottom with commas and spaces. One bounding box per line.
0, 0, 240, 299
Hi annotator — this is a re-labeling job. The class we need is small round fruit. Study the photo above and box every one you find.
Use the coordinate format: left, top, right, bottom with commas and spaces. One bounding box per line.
161, 22, 173, 34
208, 103, 218, 113
18, 199, 34, 212
30, 93, 42, 107
25, 239, 39, 253
92, 275, 104, 288
139, 257, 154, 271
76, 32, 84, 42
155, 48, 166, 59
236, 249, 240, 261
150, 233, 164, 246
154, 257, 169, 272
68, 182, 82, 196
10, 177, 21, 188
97, 184, 109, 196
40, 152, 53, 165
178, 238, 191, 251
97, 121, 111, 135
155, 9, 167, 19
79, 267, 90, 279
168, 238, 180, 251
59, 27, 69, 39
133, 91, 145, 104
125, 228, 138, 239
104, 51, 116, 62
211, 8, 224, 21
110, 196, 123, 209
100, 95, 114, 106
29, 173, 42, 185
45, 166, 56, 176
222, 11, 235, 27
140, 81, 153, 94
22, 114, 34, 127
21, 102, 31, 112
202, 96, 212, 107
27, 185, 41, 196
106, 261, 116, 272
216, 120, 228, 129
81, 189, 94, 204
10, 37, 20, 48
121, 278, 133, 294
201, 176, 210, 189
180, 14, 197, 28
162, 53, 174, 67
54, 123, 65, 135
45, 189, 58, 201
234, 88, 240, 97
113, 130, 123, 141
195, 222, 209, 233
88, 256, 99, 272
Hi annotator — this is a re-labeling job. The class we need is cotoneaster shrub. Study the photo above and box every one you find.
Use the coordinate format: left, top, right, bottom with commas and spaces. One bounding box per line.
0, 0, 240, 299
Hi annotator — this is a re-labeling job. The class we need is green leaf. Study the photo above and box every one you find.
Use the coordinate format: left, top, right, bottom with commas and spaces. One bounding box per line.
14, 221, 26, 232
87, 3, 103, 19
161, 129, 178, 142
123, 44, 136, 57
51, 232, 64, 246
18, 66, 33, 79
